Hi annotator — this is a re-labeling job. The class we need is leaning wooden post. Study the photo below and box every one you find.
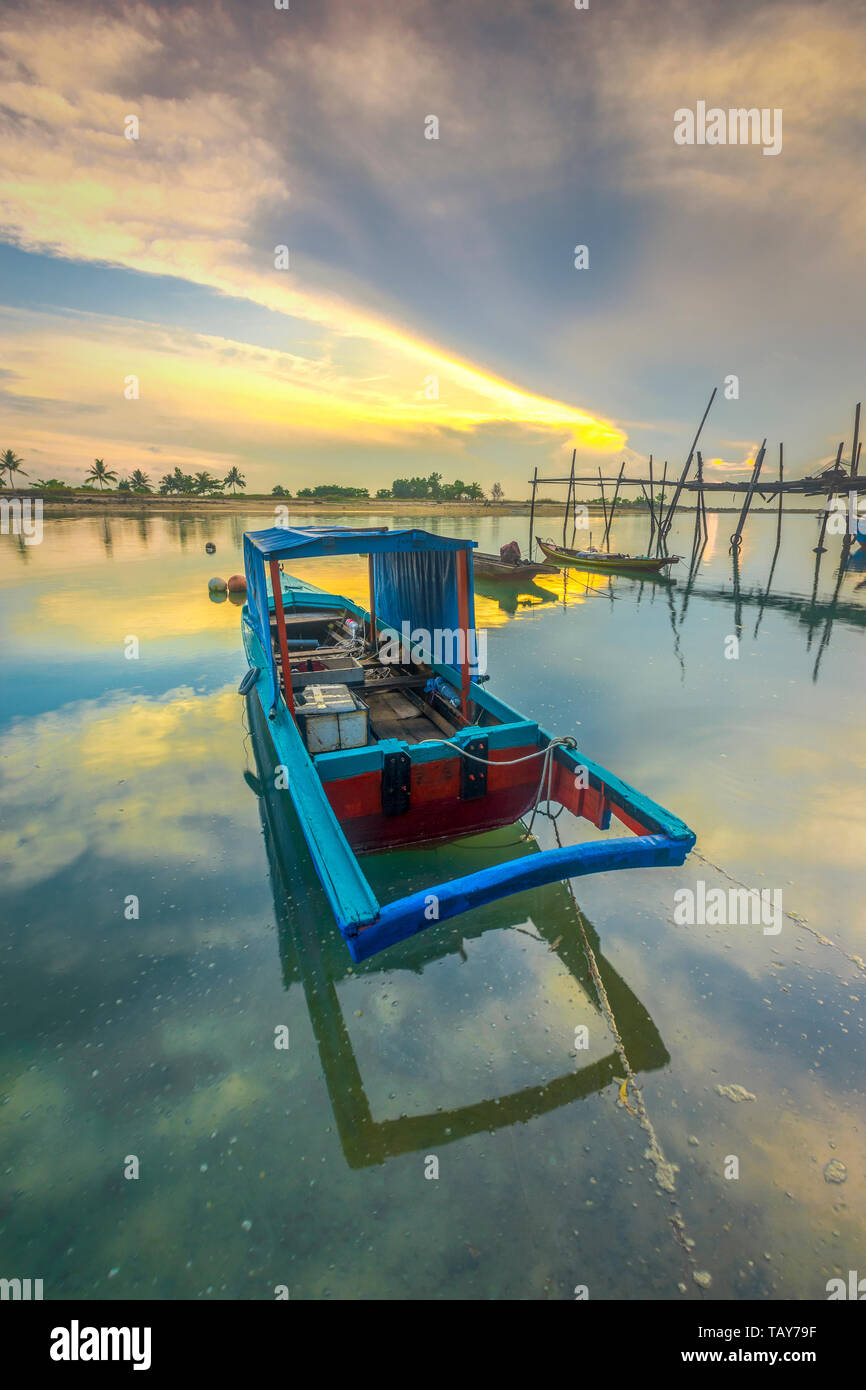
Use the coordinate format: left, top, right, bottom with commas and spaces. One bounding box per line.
729, 439, 767, 551
700, 454, 709, 541
269, 558, 296, 719
563, 449, 576, 547
604, 460, 625, 550
456, 548, 472, 720
689, 452, 705, 574
753, 444, 785, 640
571, 458, 581, 544
367, 553, 377, 647
661, 387, 717, 545
597, 467, 608, 549
656, 462, 668, 555
528, 467, 538, 559
814, 441, 844, 555
848, 404, 861, 541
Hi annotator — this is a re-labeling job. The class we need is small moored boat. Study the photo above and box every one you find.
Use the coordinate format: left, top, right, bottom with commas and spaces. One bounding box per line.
539, 538, 680, 575
473, 541, 559, 581
240, 525, 695, 962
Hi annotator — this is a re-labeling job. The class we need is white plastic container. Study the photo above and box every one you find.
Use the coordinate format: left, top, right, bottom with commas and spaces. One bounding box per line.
297, 684, 369, 754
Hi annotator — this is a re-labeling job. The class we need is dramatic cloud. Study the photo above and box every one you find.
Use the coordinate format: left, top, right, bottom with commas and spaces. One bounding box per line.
0, 0, 863, 489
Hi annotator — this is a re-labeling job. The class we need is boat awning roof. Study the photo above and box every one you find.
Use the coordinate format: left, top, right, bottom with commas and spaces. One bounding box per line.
243, 526, 479, 714
244, 525, 476, 560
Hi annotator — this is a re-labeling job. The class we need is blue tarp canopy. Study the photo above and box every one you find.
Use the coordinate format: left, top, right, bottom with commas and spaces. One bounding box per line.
243, 526, 477, 713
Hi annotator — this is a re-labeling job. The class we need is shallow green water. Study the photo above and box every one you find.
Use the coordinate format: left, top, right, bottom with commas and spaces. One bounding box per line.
1, 505, 864, 1300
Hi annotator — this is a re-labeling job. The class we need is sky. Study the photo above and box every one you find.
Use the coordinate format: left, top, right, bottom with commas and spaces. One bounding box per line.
0, 0, 864, 497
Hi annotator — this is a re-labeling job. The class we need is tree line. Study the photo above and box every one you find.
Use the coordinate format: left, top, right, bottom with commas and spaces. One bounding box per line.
2, 454, 507, 502
0, 452, 249, 495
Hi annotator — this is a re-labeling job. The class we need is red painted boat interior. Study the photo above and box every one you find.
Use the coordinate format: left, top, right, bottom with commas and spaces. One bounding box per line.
273, 597, 655, 853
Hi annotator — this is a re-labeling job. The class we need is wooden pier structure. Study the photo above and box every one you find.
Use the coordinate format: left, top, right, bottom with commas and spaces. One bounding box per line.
526, 396, 864, 574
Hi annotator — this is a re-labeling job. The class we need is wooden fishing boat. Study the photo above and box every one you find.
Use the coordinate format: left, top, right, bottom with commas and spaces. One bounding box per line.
472, 550, 559, 580
240, 525, 695, 962
538, 538, 680, 575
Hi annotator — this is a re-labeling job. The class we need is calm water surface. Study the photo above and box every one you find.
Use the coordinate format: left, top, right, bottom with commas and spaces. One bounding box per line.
1, 505, 864, 1300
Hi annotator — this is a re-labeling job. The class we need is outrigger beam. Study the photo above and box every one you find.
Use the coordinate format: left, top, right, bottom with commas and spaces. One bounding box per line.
348, 832, 690, 962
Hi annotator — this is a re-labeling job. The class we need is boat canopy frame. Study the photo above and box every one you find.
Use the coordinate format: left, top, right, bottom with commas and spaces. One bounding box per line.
243, 525, 478, 719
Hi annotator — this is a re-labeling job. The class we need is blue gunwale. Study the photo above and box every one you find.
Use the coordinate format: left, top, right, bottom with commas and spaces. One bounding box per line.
241, 564, 695, 962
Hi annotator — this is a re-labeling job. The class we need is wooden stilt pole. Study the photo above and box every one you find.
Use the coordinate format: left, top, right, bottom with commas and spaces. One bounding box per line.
656, 462, 668, 555
754, 445, 785, 639
701, 459, 709, 541
640, 483, 653, 527
730, 439, 767, 551
815, 485, 855, 679
814, 441, 844, 555
775, 444, 784, 552
661, 387, 717, 547
688, 452, 705, 577
604, 461, 625, 550
647, 454, 656, 550
696, 451, 709, 544
847, 404, 861, 541
731, 544, 743, 635
563, 449, 575, 547
597, 467, 608, 550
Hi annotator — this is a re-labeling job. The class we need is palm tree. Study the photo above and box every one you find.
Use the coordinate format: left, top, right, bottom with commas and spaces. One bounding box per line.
1, 449, 28, 491
194, 470, 221, 495
223, 466, 246, 496
86, 458, 117, 491
158, 473, 176, 495
130, 469, 152, 493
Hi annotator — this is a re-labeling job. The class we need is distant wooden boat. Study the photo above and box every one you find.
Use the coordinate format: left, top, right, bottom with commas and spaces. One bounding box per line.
240, 524, 695, 962
539, 538, 681, 575
473, 550, 559, 580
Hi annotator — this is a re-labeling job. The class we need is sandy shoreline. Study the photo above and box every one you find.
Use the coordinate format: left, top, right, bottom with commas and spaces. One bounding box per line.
6, 492, 557, 517
1, 492, 819, 517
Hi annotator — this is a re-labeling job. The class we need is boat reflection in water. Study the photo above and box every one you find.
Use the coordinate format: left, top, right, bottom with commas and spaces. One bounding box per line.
245, 693, 668, 1170
472, 572, 560, 618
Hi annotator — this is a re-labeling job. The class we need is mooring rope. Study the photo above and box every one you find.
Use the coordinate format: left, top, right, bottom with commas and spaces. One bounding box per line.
539, 806, 706, 1290
691, 849, 866, 976
437, 735, 578, 842
430, 735, 708, 1284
